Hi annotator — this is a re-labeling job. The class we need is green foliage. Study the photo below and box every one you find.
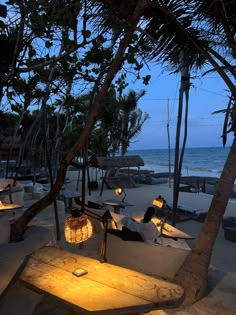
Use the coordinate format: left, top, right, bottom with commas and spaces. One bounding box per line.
63, 124, 83, 149
0, 34, 15, 79
85, 46, 112, 64
0, 20, 5, 28
0, 0, 234, 163
142, 74, 151, 85
0, 110, 19, 136
97, 88, 149, 156
115, 73, 129, 94
81, 30, 91, 38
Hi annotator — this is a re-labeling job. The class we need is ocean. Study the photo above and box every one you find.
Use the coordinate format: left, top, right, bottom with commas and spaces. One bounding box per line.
127, 146, 231, 178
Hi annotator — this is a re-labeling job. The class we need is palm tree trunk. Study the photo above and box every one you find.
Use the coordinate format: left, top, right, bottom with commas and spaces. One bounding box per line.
167, 99, 172, 188
175, 136, 236, 304
172, 87, 189, 225
172, 91, 182, 225
172, 52, 190, 225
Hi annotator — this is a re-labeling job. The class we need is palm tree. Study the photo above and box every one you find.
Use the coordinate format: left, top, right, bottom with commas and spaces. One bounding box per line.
142, 0, 235, 304
175, 97, 236, 304
118, 90, 149, 155
97, 0, 235, 304
171, 49, 205, 226
172, 52, 191, 226
157, 2, 235, 304
98, 90, 121, 156
97, 89, 149, 156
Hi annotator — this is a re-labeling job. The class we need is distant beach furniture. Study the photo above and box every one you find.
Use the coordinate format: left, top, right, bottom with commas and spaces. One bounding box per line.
120, 170, 174, 186
93, 155, 144, 191
204, 180, 236, 198
93, 155, 144, 170
155, 201, 207, 223
222, 217, 236, 243
180, 175, 236, 198
180, 176, 219, 193
204, 182, 217, 195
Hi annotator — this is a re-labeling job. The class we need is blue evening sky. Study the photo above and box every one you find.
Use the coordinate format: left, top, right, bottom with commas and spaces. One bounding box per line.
127, 69, 232, 150
1, 0, 232, 150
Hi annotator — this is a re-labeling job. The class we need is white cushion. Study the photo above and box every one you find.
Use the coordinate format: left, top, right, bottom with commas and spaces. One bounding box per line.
126, 219, 141, 233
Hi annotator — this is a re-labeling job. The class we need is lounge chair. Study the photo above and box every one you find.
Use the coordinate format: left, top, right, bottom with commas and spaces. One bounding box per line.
222, 217, 236, 243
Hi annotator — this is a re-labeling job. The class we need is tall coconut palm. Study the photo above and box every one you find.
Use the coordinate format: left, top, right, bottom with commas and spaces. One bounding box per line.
95, 0, 235, 304
121, 107, 149, 155
127, 0, 235, 304
169, 48, 206, 226
157, 2, 235, 304
175, 97, 236, 304
98, 90, 121, 156
143, 0, 235, 304
97, 89, 149, 156
118, 90, 149, 155
172, 52, 191, 226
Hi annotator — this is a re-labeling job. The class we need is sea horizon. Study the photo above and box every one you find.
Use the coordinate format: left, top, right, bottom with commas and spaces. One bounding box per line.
127, 146, 230, 178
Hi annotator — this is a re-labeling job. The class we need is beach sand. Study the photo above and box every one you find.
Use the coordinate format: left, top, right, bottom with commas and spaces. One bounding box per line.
0, 170, 236, 314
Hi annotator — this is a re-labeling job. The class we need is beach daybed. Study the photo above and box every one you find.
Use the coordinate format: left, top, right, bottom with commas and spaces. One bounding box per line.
104, 212, 192, 280
222, 217, 236, 243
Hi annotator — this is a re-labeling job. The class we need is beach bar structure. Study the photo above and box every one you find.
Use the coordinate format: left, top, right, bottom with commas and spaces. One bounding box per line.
93, 155, 144, 194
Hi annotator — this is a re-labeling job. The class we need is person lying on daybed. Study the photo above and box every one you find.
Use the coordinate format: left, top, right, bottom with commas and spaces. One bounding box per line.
124, 206, 161, 243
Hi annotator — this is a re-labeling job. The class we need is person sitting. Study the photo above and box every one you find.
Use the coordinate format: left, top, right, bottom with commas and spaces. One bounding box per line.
139, 206, 161, 243
123, 206, 161, 243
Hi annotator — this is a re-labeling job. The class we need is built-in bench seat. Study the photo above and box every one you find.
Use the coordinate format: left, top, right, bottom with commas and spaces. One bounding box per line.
0, 224, 55, 298
87, 209, 192, 280
0, 200, 64, 299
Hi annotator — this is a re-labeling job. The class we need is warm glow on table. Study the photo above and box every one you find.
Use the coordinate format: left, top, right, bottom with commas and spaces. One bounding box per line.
20, 246, 184, 314
153, 218, 193, 239
0, 201, 22, 212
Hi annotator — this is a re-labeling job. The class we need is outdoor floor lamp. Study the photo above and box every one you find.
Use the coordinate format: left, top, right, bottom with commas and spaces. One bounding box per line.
64, 207, 114, 263
115, 187, 127, 202
152, 195, 172, 212
152, 195, 173, 233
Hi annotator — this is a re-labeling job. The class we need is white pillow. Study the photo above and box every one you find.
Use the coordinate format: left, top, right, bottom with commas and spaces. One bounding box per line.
139, 222, 158, 243
126, 218, 141, 233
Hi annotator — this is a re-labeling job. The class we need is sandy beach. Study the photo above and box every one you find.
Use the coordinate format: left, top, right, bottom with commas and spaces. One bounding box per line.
0, 170, 236, 315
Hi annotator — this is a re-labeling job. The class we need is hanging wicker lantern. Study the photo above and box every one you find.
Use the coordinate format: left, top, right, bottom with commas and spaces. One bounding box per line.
64, 210, 93, 244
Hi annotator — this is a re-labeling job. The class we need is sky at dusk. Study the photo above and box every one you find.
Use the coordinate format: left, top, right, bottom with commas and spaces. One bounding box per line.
1, 0, 233, 151
127, 68, 232, 150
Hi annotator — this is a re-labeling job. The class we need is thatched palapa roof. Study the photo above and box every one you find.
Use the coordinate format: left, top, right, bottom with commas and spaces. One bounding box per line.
93, 155, 144, 170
